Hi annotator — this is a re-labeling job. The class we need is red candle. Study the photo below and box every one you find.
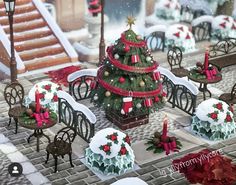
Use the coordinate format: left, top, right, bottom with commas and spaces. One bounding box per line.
161, 115, 168, 141
204, 48, 209, 71
35, 85, 40, 113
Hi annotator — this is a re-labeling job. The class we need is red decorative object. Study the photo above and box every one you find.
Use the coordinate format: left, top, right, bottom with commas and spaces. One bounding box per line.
154, 96, 160, 102
121, 34, 146, 48
152, 71, 161, 81
98, 68, 163, 98
119, 145, 128, 155
144, 98, 153, 107
131, 54, 140, 64
214, 102, 223, 111
52, 94, 58, 102
44, 84, 51, 91
107, 47, 158, 73
162, 91, 167, 97
88, 0, 101, 16
124, 135, 131, 145
35, 85, 40, 113
224, 16, 230, 22
172, 149, 236, 185
39, 93, 45, 100
232, 24, 236, 30
178, 27, 184, 32
99, 142, 112, 155
225, 114, 232, 122
33, 111, 50, 127
219, 22, 226, 28
173, 32, 180, 38
90, 81, 97, 89
185, 33, 191, 40
119, 77, 125, 83
161, 115, 168, 141
46, 66, 81, 87
121, 97, 133, 115
124, 44, 130, 52
106, 132, 118, 144
204, 48, 209, 71
208, 111, 219, 121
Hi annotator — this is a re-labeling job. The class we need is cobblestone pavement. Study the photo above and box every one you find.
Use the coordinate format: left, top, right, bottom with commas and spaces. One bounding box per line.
0, 42, 236, 185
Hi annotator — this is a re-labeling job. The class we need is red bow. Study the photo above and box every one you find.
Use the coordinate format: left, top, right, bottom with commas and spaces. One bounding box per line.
34, 112, 50, 127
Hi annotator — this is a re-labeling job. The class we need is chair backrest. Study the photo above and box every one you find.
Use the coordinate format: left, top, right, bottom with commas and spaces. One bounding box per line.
231, 83, 236, 99
54, 126, 76, 147
167, 46, 183, 70
4, 82, 24, 109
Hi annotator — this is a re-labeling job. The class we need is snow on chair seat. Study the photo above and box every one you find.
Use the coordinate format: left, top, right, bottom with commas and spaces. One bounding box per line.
57, 90, 96, 142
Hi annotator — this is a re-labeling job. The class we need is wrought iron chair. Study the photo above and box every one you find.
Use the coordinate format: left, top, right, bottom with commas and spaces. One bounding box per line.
167, 47, 189, 78
219, 83, 236, 105
45, 126, 76, 173
4, 82, 25, 134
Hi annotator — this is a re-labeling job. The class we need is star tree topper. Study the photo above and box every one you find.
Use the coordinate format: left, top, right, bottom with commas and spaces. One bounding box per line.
126, 16, 136, 29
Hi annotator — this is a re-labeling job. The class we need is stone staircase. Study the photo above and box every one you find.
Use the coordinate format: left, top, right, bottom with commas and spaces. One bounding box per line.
0, 0, 78, 74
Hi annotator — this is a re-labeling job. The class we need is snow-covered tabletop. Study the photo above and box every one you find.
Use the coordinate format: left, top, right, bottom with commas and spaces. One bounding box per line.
111, 177, 148, 185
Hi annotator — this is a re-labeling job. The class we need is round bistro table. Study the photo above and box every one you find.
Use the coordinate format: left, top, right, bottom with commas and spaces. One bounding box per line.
188, 73, 222, 100
18, 113, 57, 152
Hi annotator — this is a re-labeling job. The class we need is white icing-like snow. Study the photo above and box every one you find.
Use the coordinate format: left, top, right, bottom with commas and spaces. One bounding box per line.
144, 25, 167, 36
111, 177, 148, 185
195, 98, 235, 126
89, 128, 134, 159
73, 42, 99, 55
192, 15, 214, 27
67, 68, 98, 82
57, 90, 96, 124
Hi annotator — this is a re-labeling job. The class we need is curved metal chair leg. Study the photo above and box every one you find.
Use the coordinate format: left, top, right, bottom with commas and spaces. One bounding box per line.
69, 152, 74, 167
8, 117, 11, 126
54, 156, 58, 173
13, 117, 18, 134
45, 151, 50, 164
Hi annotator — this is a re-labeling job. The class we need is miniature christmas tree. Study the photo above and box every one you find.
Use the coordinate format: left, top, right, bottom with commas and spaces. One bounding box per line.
88, 0, 101, 17
91, 17, 166, 128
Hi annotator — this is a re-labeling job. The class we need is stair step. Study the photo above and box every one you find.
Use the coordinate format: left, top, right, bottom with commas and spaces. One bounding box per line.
20, 45, 65, 61
0, 11, 41, 25
4, 19, 47, 33
0, 0, 31, 8
24, 54, 71, 71
0, 3, 36, 16
15, 36, 59, 52
13, 29, 52, 42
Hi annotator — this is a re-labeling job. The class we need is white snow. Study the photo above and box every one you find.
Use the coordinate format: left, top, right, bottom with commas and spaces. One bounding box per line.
73, 42, 99, 55
111, 177, 148, 185
192, 15, 214, 27
64, 28, 89, 42
67, 68, 98, 82
144, 25, 167, 36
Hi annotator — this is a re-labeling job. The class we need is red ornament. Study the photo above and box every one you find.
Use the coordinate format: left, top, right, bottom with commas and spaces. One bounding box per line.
131, 54, 140, 64
215, 103, 223, 110
124, 45, 130, 52
119, 77, 125, 83
219, 22, 226, 28
152, 71, 161, 81
162, 91, 167, 97
173, 32, 180, 38
121, 97, 133, 115
144, 98, 153, 107
44, 84, 51, 91
154, 96, 160, 102
119, 146, 128, 155
52, 94, 58, 102
35, 85, 40, 113
185, 33, 191, 40
210, 113, 218, 120
225, 114, 232, 122
39, 93, 45, 99
224, 16, 230, 22
124, 135, 131, 145
103, 145, 110, 152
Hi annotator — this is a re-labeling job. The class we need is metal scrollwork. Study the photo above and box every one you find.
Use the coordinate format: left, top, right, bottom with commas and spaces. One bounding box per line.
145, 31, 165, 52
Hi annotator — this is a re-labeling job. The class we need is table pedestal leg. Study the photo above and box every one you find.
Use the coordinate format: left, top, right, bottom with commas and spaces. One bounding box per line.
199, 83, 212, 100
27, 129, 51, 152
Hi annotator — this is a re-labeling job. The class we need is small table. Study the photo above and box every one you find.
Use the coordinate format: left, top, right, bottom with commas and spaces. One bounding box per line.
188, 73, 222, 100
18, 112, 57, 152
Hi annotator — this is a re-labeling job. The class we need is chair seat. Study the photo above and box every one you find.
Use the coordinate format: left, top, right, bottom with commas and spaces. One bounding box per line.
46, 141, 71, 156
9, 106, 25, 117
171, 68, 189, 78
219, 93, 236, 104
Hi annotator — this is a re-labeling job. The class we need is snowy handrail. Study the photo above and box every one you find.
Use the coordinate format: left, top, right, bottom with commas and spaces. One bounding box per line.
144, 25, 167, 36
67, 68, 98, 82
0, 25, 25, 74
157, 67, 199, 95
32, 0, 78, 59
191, 15, 213, 27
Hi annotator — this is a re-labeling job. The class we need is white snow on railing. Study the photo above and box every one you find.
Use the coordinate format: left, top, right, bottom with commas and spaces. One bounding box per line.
192, 15, 214, 27
32, 0, 78, 59
57, 90, 97, 124
144, 25, 167, 36
0, 26, 25, 73
157, 66, 199, 95
67, 68, 98, 82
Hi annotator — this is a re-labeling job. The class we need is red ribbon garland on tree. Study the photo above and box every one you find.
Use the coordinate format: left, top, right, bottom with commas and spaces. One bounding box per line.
97, 67, 163, 98
120, 33, 146, 47
107, 46, 158, 73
